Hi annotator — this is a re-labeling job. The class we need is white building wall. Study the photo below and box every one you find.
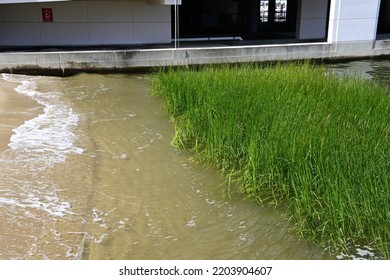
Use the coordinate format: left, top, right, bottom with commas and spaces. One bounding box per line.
328, 0, 381, 43
297, 0, 329, 40
0, 0, 172, 46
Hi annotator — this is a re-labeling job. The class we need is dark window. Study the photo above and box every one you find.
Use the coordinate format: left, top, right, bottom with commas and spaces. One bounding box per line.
260, 0, 287, 23
378, 0, 390, 34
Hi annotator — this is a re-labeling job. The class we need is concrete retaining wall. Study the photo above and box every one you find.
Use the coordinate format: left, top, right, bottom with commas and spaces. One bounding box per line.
1, 40, 390, 75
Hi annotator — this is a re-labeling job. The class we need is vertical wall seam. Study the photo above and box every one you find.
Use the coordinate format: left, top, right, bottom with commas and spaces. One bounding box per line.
85, 1, 91, 45
131, 0, 135, 44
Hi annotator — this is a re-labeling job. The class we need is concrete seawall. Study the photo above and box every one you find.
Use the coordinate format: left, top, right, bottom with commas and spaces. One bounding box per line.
1, 40, 390, 75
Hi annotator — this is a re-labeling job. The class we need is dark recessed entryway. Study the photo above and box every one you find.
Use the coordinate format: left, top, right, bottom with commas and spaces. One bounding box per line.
173, 0, 297, 40
377, 0, 390, 36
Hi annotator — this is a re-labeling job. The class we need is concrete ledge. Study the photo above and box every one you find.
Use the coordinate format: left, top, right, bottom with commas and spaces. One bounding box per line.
1, 41, 390, 75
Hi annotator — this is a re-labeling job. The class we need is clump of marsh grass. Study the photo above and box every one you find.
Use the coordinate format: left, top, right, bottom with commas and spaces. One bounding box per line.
152, 63, 390, 259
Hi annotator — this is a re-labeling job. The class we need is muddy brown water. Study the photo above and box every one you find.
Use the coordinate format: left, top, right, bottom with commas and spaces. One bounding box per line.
3, 58, 387, 260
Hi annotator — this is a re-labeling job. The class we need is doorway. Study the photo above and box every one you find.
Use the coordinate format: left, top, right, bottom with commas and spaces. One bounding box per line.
377, 0, 390, 36
173, 0, 298, 40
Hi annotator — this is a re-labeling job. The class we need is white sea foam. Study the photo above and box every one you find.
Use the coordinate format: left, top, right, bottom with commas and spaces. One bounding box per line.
0, 195, 72, 217
0, 74, 84, 220
0, 74, 88, 259
1, 73, 84, 167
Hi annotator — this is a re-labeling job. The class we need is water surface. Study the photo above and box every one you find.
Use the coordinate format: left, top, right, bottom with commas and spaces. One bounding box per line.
2, 58, 388, 260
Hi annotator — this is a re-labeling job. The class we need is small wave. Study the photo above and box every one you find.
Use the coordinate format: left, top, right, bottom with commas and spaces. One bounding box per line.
0, 195, 73, 218
1, 73, 84, 168
0, 73, 84, 218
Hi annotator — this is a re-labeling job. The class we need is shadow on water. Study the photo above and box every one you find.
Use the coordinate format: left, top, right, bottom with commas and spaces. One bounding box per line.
327, 58, 390, 88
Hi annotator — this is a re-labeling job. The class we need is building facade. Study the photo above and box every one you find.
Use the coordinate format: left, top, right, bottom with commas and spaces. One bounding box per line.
0, 0, 176, 46
1, 0, 390, 73
0, 0, 388, 48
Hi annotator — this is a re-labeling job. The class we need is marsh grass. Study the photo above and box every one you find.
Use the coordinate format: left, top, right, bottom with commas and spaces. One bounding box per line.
152, 63, 390, 259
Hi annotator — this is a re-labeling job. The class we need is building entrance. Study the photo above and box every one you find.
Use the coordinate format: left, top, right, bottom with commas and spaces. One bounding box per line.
378, 0, 390, 35
174, 0, 297, 40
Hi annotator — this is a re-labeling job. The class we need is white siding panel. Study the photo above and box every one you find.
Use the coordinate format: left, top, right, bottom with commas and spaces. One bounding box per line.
87, 1, 133, 23
133, 22, 171, 43
89, 23, 135, 45
0, 1, 172, 46
43, 2, 88, 23
300, 0, 328, 19
297, 0, 328, 39
328, 0, 381, 43
133, 2, 170, 22
298, 19, 327, 40
0, 4, 39, 22
0, 23, 41, 45
40, 23, 89, 45
335, 19, 378, 42
335, 0, 380, 20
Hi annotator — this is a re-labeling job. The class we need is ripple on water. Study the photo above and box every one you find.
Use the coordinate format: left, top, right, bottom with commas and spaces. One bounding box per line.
0, 74, 90, 259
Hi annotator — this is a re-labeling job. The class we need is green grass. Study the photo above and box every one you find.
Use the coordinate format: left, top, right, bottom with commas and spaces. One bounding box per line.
152, 62, 390, 259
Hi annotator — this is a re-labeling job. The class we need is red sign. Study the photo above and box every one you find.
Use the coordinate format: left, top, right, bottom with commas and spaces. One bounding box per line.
42, 8, 53, 22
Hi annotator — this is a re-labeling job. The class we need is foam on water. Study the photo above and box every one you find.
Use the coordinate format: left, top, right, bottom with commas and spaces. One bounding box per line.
0, 74, 85, 259
0, 73, 82, 218
2, 73, 84, 167
0, 194, 72, 218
